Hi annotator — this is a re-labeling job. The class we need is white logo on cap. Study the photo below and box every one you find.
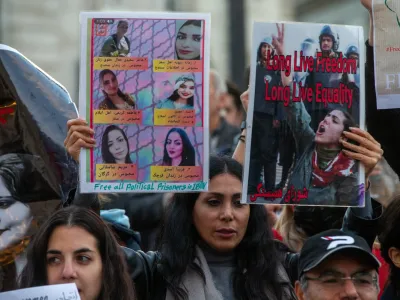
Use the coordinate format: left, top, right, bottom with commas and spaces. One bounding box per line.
322, 236, 355, 250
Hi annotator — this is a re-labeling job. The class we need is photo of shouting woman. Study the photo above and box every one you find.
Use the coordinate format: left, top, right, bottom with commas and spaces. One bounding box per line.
175, 20, 202, 60
157, 75, 195, 110
161, 128, 195, 166
101, 125, 133, 164
270, 23, 383, 206
98, 69, 136, 110
100, 20, 131, 57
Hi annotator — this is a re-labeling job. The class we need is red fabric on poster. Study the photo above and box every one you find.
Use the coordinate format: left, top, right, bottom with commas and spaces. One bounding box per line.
311, 150, 355, 187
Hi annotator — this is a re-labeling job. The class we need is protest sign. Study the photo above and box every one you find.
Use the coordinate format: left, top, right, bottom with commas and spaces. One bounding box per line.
0, 283, 80, 300
79, 12, 210, 193
242, 22, 365, 207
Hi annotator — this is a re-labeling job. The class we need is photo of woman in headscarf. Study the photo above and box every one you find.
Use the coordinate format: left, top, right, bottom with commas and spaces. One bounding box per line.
100, 20, 131, 57
98, 69, 136, 110
156, 75, 195, 110
101, 125, 133, 164
160, 128, 195, 166
175, 20, 202, 60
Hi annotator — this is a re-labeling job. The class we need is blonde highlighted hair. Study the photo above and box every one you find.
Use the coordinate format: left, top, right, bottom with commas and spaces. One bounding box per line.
274, 206, 308, 252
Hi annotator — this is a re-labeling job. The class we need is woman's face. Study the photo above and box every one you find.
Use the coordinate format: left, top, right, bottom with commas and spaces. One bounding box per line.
0, 177, 31, 251
101, 73, 118, 96
177, 80, 195, 100
175, 24, 202, 60
315, 110, 346, 148
46, 226, 102, 300
166, 132, 183, 163
261, 43, 273, 60
117, 21, 128, 36
222, 94, 242, 127
0, 199, 31, 251
107, 129, 128, 162
193, 173, 250, 252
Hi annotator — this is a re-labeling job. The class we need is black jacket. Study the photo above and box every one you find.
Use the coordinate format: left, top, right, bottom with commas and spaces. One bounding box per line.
365, 39, 400, 299
123, 247, 297, 300
254, 63, 283, 117
70, 187, 165, 251
381, 283, 400, 300
365, 40, 400, 176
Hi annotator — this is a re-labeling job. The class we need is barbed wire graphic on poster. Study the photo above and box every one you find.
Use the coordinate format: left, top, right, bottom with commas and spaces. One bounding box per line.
373, 0, 400, 109
242, 22, 365, 207
79, 12, 210, 193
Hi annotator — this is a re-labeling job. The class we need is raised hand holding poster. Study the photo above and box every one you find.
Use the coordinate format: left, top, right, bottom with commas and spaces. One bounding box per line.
242, 22, 365, 207
79, 12, 210, 193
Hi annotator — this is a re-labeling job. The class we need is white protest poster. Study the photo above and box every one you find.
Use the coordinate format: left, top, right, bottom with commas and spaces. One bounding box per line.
242, 21, 365, 207
373, 0, 400, 109
0, 283, 80, 300
79, 12, 211, 193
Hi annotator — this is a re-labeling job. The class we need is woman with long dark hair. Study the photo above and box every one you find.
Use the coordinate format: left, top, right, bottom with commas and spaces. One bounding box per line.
161, 128, 195, 166
101, 125, 132, 164
126, 155, 296, 300
63, 121, 297, 298
18, 206, 136, 300
175, 20, 202, 60
157, 76, 195, 110
98, 69, 136, 110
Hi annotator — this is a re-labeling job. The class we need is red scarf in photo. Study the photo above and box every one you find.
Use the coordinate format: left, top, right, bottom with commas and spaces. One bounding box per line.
311, 150, 354, 187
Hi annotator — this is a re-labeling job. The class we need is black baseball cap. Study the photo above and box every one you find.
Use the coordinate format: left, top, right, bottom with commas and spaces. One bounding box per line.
298, 229, 380, 276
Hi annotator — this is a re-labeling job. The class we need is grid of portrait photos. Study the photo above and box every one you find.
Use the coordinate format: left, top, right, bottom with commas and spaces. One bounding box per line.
79, 12, 211, 193
242, 21, 365, 207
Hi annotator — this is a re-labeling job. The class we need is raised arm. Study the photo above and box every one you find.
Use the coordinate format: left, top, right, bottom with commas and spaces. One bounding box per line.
272, 24, 315, 152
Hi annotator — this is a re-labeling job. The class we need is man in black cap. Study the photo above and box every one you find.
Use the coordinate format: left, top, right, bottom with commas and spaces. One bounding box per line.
295, 229, 380, 300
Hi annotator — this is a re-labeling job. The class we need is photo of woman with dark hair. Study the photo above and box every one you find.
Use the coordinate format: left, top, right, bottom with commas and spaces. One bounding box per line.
161, 128, 195, 166
100, 20, 131, 57
101, 125, 132, 164
156, 75, 195, 109
98, 69, 136, 110
175, 20, 202, 60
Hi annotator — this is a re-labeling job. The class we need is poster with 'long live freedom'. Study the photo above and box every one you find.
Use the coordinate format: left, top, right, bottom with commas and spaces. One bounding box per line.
242, 21, 365, 207
79, 12, 211, 193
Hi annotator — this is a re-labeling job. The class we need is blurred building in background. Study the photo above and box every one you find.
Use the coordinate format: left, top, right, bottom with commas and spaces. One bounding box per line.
294, 0, 368, 31
0, 0, 367, 104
